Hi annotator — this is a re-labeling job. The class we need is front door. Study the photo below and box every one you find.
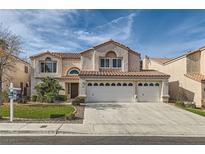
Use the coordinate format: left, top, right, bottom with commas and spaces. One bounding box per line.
71, 83, 79, 98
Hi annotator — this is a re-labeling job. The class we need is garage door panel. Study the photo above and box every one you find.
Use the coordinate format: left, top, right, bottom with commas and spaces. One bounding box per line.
138, 83, 161, 102
86, 83, 134, 102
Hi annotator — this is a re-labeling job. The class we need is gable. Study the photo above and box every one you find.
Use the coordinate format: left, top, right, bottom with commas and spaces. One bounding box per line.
80, 39, 140, 56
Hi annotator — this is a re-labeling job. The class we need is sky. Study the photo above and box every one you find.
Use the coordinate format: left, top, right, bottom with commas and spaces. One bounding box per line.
1, 9, 205, 59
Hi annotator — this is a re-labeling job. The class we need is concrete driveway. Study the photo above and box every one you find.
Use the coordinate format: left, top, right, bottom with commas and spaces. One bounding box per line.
76, 103, 205, 136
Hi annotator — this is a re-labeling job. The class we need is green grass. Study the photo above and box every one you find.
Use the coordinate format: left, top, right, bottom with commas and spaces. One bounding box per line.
0, 104, 75, 119
185, 108, 205, 117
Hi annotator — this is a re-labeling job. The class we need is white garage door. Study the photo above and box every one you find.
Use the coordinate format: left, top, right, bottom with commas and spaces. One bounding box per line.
86, 82, 134, 102
137, 82, 161, 102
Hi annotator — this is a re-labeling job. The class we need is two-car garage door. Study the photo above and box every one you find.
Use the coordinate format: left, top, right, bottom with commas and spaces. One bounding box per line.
86, 82, 134, 102
86, 81, 161, 103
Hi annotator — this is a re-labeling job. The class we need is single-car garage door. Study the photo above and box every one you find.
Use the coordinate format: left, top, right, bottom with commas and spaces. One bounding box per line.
137, 82, 161, 102
86, 82, 134, 102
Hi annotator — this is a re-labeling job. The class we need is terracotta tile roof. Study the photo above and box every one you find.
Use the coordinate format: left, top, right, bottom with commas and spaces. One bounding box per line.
150, 58, 173, 64
79, 70, 170, 78
80, 39, 140, 56
30, 51, 80, 59
185, 73, 205, 82
60, 75, 79, 80
36, 75, 79, 80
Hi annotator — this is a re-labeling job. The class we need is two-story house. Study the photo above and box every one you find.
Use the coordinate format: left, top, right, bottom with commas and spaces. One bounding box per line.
143, 47, 205, 108
30, 40, 170, 103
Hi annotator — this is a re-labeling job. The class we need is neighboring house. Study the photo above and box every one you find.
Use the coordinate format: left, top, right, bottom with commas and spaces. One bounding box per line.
0, 49, 31, 96
30, 39, 170, 103
143, 47, 205, 108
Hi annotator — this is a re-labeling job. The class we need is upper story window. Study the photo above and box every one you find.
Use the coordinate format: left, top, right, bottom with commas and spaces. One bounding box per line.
24, 65, 28, 73
40, 57, 57, 73
68, 68, 80, 75
100, 51, 122, 69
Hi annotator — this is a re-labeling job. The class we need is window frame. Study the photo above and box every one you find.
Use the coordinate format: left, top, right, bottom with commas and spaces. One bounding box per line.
100, 58, 122, 69
39, 58, 57, 73
68, 68, 80, 75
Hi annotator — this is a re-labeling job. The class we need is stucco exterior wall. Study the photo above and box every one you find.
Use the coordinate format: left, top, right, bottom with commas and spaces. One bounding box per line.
144, 56, 204, 107
2, 58, 31, 95
187, 52, 201, 73
200, 49, 205, 75
33, 53, 62, 78
81, 50, 94, 71
81, 43, 140, 72
128, 52, 140, 72
62, 59, 81, 76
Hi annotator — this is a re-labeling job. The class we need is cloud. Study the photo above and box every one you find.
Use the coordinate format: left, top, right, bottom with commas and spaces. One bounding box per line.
0, 10, 80, 57
74, 13, 137, 44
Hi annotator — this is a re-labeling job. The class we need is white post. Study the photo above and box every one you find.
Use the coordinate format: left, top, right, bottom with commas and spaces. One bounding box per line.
9, 82, 13, 122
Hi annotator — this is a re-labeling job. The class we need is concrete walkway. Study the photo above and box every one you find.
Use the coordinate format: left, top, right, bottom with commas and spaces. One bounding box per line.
2, 103, 205, 136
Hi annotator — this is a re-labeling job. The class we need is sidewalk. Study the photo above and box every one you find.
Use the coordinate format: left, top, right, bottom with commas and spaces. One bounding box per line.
2, 122, 205, 137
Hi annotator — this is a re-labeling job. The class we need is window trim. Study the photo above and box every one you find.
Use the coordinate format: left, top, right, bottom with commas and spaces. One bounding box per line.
39, 60, 57, 73
68, 68, 80, 75
100, 58, 122, 69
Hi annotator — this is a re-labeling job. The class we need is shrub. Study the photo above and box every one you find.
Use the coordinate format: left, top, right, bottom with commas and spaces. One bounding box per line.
56, 95, 67, 101
50, 113, 65, 118
176, 100, 185, 107
45, 92, 56, 103
37, 95, 46, 103
0, 91, 9, 103
72, 96, 85, 106
17, 96, 27, 104
31, 95, 37, 102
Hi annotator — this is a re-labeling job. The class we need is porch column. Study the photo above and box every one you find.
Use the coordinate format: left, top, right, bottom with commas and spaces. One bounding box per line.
79, 78, 87, 98
161, 79, 169, 103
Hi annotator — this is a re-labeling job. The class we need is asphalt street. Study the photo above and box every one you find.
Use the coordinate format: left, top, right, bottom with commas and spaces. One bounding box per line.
1, 136, 205, 145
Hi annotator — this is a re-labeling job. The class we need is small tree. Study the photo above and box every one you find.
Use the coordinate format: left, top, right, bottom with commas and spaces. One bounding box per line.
35, 77, 64, 103
0, 24, 22, 104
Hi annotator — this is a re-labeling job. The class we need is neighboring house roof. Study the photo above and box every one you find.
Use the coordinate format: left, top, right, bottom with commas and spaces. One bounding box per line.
155, 46, 205, 65
150, 58, 173, 65
80, 39, 140, 56
0, 49, 30, 66
185, 73, 205, 82
79, 70, 170, 78
30, 51, 81, 59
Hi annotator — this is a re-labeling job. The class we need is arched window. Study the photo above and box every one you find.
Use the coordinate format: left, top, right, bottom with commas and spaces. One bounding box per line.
68, 68, 80, 75
155, 83, 160, 86
123, 83, 127, 86
117, 83, 121, 86
111, 83, 116, 86
138, 83, 143, 86
105, 83, 110, 86
45, 57, 52, 61
88, 83, 92, 86
94, 83, 98, 86
40, 57, 57, 73
128, 83, 133, 86
149, 83, 154, 86
105, 51, 117, 58
99, 83, 104, 86
144, 83, 148, 86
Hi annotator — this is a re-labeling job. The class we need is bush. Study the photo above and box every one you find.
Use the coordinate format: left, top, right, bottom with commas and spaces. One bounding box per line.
37, 95, 47, 103
17, 96, 27, 104
0, 91, 9, 103
72, 96, 85, 106
176, 100, 185, 107
45, 92, 56, 103
31, 95, 37, 102
56, 95, 67, 101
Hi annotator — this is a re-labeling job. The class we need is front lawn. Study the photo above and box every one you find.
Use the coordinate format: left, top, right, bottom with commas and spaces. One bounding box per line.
0, 104, 75, 119
185, 108, 205, 117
